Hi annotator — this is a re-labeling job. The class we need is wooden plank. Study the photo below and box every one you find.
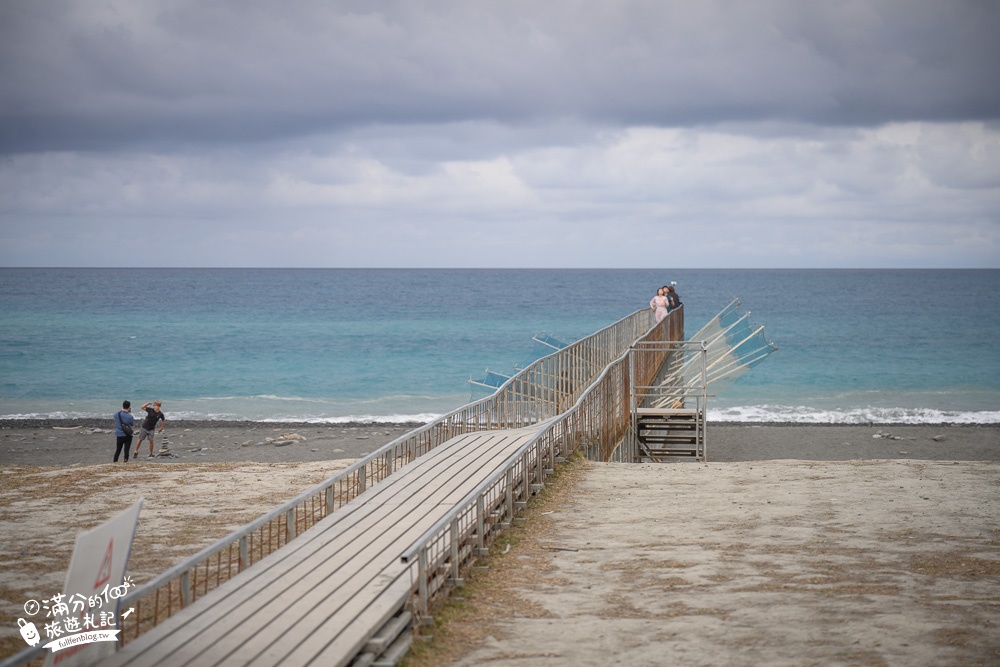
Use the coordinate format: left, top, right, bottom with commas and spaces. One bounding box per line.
107, 427, 540, 666
363, 610, 411, 654
196, 519, 429, 665
275, 574, 415, 667
112, 432, 509, 665
109, 469, 458, 663
235, 431, 542, 666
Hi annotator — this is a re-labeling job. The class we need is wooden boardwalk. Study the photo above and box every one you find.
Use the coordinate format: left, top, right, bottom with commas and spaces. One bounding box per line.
102, 425, 544, 667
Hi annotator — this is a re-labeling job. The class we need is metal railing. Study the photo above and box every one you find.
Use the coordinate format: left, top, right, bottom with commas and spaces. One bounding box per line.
1, 306, 681, 667
401, 306, 684, 617
631, 339, 709, 411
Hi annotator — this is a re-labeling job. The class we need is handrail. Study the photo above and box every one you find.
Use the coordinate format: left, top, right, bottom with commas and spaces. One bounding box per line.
400, 307, 683, 616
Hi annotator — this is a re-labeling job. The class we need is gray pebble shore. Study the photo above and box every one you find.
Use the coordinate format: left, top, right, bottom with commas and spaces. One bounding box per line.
1, 420, 996, 467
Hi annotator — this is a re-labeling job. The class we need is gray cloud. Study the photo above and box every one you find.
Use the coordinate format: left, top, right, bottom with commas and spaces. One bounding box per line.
2, 120, 996, 268
0, 1, 997, 268
2, 1, 998, 154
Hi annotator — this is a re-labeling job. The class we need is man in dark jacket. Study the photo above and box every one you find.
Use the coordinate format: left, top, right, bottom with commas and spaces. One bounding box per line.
134, 400, 166, 459
113, 400, 135, 463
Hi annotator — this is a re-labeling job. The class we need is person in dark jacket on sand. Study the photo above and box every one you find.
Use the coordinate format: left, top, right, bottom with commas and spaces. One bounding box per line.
134, 400, 166, 459
113, 400, 135, 463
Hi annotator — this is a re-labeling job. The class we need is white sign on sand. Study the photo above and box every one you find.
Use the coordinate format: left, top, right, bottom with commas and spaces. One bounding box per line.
43, 499, 142, 667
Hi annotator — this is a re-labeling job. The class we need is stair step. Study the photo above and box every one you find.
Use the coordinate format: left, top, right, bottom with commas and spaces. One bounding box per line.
639, 424, 698, 433
639, 438, 699, 445
637, 422, 698, 426
633, 408, 705, 461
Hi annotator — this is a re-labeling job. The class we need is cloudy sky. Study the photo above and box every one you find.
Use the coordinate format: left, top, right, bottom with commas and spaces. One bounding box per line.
1, 0, 998, 268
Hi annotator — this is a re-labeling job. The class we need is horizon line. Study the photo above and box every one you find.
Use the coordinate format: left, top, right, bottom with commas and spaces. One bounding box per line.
1, 266, 998, 271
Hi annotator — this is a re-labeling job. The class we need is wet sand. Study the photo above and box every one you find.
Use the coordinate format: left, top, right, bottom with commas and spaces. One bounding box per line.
1, 420, 996, 467
0, 419, 423, 467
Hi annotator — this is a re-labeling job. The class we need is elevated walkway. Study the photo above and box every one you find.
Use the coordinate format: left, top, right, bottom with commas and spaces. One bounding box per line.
101, 426, 547, 667
3, 306, 704, 667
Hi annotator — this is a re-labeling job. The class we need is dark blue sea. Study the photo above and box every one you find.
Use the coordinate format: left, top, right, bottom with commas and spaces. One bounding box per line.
1, 268, 997, 424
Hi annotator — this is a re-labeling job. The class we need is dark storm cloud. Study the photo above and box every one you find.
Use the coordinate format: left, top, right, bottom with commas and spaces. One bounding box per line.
2, 0, 998, 154
1, 1, 997, 270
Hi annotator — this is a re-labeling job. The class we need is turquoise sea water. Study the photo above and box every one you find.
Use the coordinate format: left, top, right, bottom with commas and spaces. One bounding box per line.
1, 268, 997, 424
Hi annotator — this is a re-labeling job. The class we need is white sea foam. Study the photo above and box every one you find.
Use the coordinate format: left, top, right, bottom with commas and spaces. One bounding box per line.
0, 410, 443, 424
709, 405, 1000, 424
256, 414, 442, 424
4, 401, 997, 426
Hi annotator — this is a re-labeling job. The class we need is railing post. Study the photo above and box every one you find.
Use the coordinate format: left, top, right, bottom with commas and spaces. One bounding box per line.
449, 520, 461, 584
546, 434, 555, 475
239, 536, 249, 571
417, 548, 429, 616
503, 468, 514, 528
179, 571, 191, 608
476, 496, 487, 555
533, 440, 543, 490
517, 451, 530, 515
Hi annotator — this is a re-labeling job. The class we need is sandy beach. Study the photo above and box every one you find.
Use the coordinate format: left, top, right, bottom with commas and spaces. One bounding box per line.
427, 456, 1000, 667
1, 421, 998, 664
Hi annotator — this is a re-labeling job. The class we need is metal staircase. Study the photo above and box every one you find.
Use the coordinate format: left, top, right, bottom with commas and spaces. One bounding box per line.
629, 339, 709, 462
627, 299, 777, 463
635, 407, 705, 460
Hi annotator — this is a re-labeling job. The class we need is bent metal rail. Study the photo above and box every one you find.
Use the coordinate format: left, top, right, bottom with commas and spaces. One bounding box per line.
1, 306, 682, 667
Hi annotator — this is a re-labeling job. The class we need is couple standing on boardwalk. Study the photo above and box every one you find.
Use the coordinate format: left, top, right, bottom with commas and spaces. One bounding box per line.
113, 399, 166, 462
650, 284, 681, 323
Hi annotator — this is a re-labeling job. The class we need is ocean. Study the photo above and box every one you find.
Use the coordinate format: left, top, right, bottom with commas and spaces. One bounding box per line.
1, 268, 997, 425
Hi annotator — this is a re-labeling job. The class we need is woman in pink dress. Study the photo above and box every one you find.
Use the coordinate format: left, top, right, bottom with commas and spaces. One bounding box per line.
650, 287, 669, 323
